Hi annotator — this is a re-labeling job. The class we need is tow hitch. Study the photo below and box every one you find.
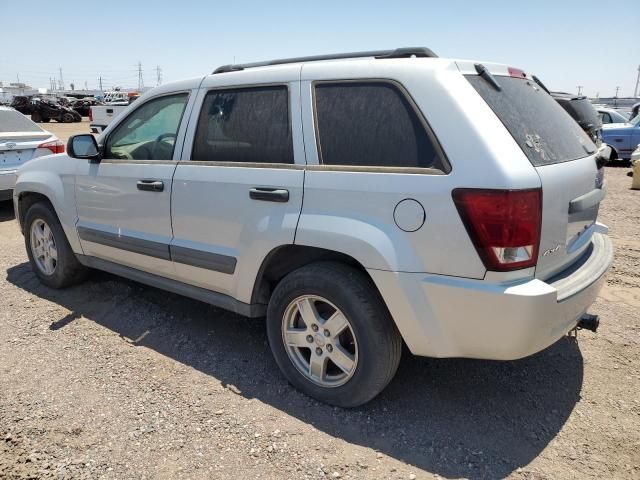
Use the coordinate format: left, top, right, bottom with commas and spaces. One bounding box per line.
577, 313, 599, 333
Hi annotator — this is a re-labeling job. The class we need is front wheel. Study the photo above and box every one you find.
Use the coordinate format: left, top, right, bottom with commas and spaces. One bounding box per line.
266, 262, 402, 407
24, 202, 88, 288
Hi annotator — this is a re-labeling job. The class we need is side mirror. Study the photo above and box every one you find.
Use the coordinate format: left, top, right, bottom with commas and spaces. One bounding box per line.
67, 134, 101, 163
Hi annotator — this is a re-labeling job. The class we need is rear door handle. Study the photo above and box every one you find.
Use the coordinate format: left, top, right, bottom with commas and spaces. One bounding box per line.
249, 187, 289, 202
137, 180, 164, 192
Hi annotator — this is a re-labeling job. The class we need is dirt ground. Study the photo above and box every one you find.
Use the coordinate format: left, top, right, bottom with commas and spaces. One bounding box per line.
0, 121, 638, 479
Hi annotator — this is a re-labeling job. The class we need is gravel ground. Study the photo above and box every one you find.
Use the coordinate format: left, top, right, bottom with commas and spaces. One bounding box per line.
0, 122, 638, 479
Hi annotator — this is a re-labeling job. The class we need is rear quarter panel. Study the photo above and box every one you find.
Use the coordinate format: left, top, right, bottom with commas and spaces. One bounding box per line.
296, 59, 541, 278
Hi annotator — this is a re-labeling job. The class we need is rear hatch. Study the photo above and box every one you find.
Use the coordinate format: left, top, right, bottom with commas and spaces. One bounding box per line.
461, 63, 605, 280
0, 110, 51, 169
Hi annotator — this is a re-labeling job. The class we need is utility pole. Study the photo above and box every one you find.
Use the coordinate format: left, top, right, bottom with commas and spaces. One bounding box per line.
577, 85, 583, 96
59, 68, 65, 91
137, 61, 144, 90
84, 81, 88, 91
634, 64, 639, 98
614, 86, 620, 106
156, 65, 162, 86
98, 76, 103, 93
16, 73, 20, 84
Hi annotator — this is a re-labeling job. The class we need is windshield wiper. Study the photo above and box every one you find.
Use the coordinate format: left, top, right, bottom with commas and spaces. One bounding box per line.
474, 63, 502, 91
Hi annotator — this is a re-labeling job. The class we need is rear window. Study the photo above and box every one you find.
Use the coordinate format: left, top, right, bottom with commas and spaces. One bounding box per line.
466, 75, 595, 166
0, 110, 43, 133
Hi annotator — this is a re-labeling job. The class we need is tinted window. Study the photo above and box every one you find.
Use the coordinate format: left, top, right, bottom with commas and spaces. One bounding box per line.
0, 110, 43, 133
106, 93, 188, 160
192, 86, 293, 164
467, 75, 595, 166
314, 82, 446, 171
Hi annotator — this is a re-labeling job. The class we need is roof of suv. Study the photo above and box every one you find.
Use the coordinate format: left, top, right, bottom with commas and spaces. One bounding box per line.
212, 47, 439, 74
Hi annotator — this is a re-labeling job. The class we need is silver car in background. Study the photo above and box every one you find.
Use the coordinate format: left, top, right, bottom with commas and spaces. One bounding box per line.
0, 107, 64, 201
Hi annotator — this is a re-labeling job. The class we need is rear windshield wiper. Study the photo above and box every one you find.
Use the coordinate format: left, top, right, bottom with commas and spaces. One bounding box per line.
531, 75, 550, 94
474, 63, 502, 91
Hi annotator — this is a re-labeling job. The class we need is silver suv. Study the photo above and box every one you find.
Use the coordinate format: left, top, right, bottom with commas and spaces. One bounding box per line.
13, 48, 613, 407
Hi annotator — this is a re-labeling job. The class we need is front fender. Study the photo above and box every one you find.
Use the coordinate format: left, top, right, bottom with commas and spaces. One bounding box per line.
14, 156, 82, 253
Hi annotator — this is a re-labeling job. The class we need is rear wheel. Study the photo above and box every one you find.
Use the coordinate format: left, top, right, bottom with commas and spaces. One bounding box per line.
24, 202, 88, 288
62, 112, 74, 123
266, 262, 402, 407
31, 111, 42, 122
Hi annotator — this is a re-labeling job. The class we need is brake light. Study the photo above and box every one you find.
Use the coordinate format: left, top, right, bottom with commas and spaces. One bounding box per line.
38, 139, 65, 154
452, 188, 542, 271
508, 67, 526, 79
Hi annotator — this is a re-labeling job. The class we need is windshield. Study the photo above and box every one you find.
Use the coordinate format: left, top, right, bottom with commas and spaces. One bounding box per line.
466, 75, 595, 167
609, 110, 630, 123
0, 110, 43, 133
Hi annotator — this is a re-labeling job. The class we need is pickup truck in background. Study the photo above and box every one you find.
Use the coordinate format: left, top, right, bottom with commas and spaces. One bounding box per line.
89, 95, 139, 134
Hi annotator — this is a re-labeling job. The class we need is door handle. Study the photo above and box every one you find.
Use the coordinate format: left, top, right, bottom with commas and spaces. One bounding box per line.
249, 187, 289, 202
137, 180, 164, 192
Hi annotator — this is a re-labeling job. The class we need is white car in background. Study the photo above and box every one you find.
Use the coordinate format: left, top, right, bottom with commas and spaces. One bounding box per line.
0, 107, 64, 201
596, 107, 630, 124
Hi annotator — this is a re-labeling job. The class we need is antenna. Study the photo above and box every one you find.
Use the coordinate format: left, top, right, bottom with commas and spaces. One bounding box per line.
576, 85, 583, 96
156, 65, 162, 86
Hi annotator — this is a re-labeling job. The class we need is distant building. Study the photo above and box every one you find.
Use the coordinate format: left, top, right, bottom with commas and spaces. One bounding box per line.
0, 82, 38, 103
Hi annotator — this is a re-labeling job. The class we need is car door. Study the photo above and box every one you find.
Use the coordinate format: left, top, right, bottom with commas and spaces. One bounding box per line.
171, 67, 305, 305
75, 90, 194, 277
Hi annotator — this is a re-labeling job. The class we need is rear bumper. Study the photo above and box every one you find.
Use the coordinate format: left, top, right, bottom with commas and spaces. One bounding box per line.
369, 231, 613, 360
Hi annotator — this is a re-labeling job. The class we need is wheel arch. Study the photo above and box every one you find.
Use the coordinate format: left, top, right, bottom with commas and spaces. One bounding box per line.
14, 170, 82, 253
251, 244, 376, 306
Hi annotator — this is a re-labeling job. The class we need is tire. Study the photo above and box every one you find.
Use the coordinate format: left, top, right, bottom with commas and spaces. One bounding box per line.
266, 262, 402, 407
31, 111, 42, 123
62, 112, 74, 123
24, 202, 88, 289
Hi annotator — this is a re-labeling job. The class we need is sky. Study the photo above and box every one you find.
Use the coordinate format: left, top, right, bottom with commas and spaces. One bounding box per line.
1, 0, 638, 97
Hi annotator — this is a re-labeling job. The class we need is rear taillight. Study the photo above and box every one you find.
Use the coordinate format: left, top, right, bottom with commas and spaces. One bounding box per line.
38, 139, 65, 154
452, 188, 542, 271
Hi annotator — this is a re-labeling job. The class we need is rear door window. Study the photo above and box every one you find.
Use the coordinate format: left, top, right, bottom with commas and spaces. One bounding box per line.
191, 86, 293, 164
466, 75, 595, 166
313, 81, 449, 172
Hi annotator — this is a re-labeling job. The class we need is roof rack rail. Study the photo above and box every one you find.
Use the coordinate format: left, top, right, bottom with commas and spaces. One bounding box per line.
212, 47, 438, 74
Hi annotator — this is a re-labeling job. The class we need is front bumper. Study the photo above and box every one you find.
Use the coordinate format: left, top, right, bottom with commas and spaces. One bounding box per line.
369, 231, 613, 360
0, 169, 17, 201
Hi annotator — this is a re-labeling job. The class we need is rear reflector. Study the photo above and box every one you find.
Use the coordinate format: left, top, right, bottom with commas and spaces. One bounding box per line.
38, 139, 65, 154
452, 188, 542, 271
508, 67, 526, 79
